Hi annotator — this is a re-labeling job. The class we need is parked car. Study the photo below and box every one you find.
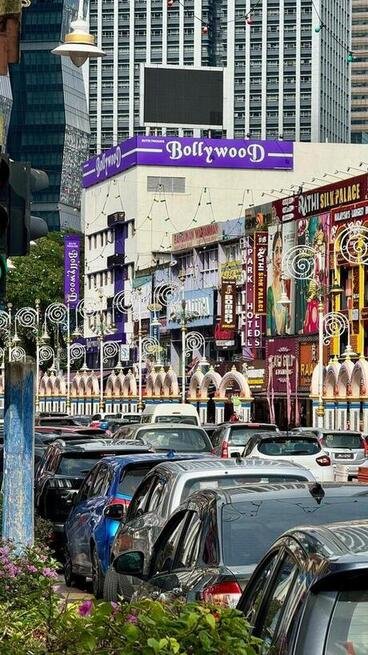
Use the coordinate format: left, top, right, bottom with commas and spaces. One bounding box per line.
140, 403, 200, 426
201, 424, 217, 442
64, 452, 210, 597
110, 482, 368, 608
35, 439, 152, 553
36, 425, 109, 437
37, 416, 82, 427
317, 430, 368, 479
106, 418, 142, 434
104, 459, 316, 602
237, 520, 368, 654
71, 415, 92, 426
211, 422, 279, 458
113, 423, 214, 453
89, 412, 141, 429
242, 431, 334, 482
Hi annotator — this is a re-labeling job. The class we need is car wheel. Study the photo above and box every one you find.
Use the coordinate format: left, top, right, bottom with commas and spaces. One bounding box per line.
103, 565, 125, 602
64, 548, 85, 588
91, 546, 104, 599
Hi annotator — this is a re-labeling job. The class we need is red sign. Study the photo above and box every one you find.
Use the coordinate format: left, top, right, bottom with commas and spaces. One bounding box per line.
273, 174, 368, 223
331, 199, 368, 225
220, 282, 236, 330
254, 231, 267, 314
243, 234, 263, 353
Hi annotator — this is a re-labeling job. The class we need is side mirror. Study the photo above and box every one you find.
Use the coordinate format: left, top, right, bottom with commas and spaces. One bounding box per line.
103, 503, 127, 520
113, 551, 144, 576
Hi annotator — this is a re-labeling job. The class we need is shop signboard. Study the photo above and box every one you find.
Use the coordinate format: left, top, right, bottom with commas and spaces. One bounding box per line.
220, 281, 236, 330
82, 136, 294, 188
254, 231, 268, 314
167, 288, 214, 329
172, 223, 220, 251
64, 235, 80, 308
220, 260, 242, 281
273, 174, 368, 223
266, 338, 297, 393
243, 234, 263, 354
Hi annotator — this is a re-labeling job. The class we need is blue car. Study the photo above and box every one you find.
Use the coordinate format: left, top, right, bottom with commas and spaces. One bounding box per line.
64, 452, 209, 597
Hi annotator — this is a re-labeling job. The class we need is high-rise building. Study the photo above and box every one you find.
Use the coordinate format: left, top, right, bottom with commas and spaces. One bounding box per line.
8, 0, 90, 231
351, 0, 368, 143
0, 76, 12, 151
88, 0, 351, 155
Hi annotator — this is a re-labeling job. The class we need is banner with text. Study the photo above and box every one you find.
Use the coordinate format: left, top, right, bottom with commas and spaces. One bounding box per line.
220, 281, 236, 330
243, 234, 263, 356
64, 235, 80, 308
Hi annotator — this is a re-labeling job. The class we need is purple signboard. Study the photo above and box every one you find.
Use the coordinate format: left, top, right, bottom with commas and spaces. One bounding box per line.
64, 235, 80, 308
82, 136, 294, 188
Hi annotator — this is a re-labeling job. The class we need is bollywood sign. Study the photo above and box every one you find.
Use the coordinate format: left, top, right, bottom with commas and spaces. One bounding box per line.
64, 235, 80, 308
82, 136, 294, 188
273, 174, 368, 223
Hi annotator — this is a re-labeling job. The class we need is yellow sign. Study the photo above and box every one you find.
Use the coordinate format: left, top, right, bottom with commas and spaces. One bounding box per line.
220, 260, 242, 281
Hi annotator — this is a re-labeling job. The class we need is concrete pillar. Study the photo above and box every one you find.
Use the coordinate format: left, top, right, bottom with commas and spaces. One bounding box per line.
324, 401, 336, 430
349, 402, 361, 432
215, 401, 225, 424
362, 402, 368, 433
335, 402, 348, 430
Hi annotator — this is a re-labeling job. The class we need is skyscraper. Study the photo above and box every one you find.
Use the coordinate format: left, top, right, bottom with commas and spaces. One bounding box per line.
8, 0, 90, 231
351, 0, 368, 143
88, 0, 351, 155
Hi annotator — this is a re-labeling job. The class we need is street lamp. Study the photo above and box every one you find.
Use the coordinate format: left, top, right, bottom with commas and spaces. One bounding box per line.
51, 1, 105, 66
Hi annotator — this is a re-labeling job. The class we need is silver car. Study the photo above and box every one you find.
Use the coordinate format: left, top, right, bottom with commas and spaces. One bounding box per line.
211, 422, 279, 458
317, 430, 368, 479
103, 457, 316, 601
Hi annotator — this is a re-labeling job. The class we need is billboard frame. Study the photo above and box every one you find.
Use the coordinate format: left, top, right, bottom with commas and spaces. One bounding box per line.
139, 63, 227, 130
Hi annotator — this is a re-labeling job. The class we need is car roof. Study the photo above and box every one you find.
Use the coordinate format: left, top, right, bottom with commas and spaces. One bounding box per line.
98, 452, 211, 467
147, 457, 315, 476
217, 422, 278, 428
52, 439, 151, 453
252, 431, 319, 440
184, 482, 367, 507
317, 429, 363, 435
124, 423, 206, 431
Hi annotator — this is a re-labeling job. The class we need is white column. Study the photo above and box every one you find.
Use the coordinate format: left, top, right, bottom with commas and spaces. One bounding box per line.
96, 0, 103, 152
128, 0, 135, 136
193, 0, 202, 66
349, 402, 361, 432
113, 0, 119, 145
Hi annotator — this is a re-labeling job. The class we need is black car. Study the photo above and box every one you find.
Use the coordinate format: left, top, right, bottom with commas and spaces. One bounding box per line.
35, 439, 152, 552
238, 520, 368, 654
111, 482, 368, 607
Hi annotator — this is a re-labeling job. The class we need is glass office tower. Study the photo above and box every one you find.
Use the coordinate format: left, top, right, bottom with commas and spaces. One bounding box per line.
8, 0, 90, 231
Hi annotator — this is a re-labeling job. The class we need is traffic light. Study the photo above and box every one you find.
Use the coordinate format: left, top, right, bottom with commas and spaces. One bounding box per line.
8, 160, 48, 256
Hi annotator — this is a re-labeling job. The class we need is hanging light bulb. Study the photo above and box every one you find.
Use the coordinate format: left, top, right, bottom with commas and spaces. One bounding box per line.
246, 15, 253, 25
314, 25, 322, 32
202, 24, 208, 34
347, 51, 355, 63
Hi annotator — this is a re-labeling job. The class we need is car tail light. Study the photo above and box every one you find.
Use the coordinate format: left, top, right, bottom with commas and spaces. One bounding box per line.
200, 581, 241, 607
316, 455, 331, 466
363, 439, 368, 456
221, 440, 229, 458
107, 497, 130, 508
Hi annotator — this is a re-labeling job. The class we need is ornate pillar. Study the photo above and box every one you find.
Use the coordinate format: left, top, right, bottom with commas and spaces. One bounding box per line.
349, 401, 361, 432
335, 401, 348, 430
324, 401, 336, 430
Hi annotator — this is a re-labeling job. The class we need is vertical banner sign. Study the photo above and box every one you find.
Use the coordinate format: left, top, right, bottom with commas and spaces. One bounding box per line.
220, 282, 236, 330
254, 232, 268, 314
244, 234, 262, 354
64, 235, 80, 308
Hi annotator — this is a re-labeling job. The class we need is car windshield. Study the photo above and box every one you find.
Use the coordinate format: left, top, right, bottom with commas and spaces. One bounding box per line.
258, 438, 320, 456
57, 454, 105, 476
139, 428, 210, 452
155, 416, 197, 425
229, 427, 276, 446
321, 433, 363, 449
222, 492, 368, 567
180, 474, 311, 502
325, 590, 368, 654
118, 464, 153, 497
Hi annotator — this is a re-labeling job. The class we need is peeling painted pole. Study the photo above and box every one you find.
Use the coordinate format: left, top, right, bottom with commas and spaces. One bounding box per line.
2, 361, 35, 551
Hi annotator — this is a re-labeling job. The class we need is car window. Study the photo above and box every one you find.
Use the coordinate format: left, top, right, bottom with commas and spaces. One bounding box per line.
221, 491, 368, 568
146, 475, 168, 513
174, 512, 202, 570
114, 426, 135, 440
138, 428, 211, 452
321, 433, 363, 449
151, 512, 188, 575
118, 465, 154, 499
324, 590, 368, 655
76, 469, 96, 504
228, 426, 277, 446
90, 464, 108, 497
257, 555, 298, 648
239, 551, 280, 625
211, 428, 224, 448
180, 474, 311, 502
258, 438, 320, 456
57, 454, 104, 477
126, 475, 155, 519
155, 416, 197, 425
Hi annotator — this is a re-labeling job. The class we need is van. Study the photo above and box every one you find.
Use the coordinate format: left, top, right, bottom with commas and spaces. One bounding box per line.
140, 403, 200, 426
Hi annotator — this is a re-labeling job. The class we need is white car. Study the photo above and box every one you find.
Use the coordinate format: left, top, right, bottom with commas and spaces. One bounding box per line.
242, 431, 335, 482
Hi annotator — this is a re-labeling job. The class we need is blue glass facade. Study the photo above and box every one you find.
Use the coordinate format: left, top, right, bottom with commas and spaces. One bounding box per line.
8, 0, 90, 231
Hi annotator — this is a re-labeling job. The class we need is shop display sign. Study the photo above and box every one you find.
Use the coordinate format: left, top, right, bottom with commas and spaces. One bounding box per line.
220, 260, 242, 281
167, 288, 214, 328
266, 338, 297, 393
254, 231, 268, 314
220, 282, 236, 330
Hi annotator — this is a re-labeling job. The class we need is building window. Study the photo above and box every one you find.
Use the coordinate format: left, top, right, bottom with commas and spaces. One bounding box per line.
199, 248, 218, 286
147, 176, 186, 193
224, 242, 241, 262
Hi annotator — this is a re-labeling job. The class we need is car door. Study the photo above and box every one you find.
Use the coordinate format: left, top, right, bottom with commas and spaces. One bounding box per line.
135, 510, 193, 601
85, 464, 114, 559
66, 467, 97, 569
